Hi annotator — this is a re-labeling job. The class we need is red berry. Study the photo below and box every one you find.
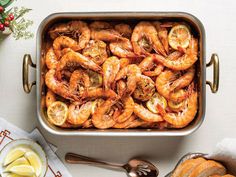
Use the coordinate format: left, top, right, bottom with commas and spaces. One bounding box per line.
4, 21, 10, 27
9, 14, 14, 21
0, 6, 4, 13
5, 17, 10, 21
0, 23, 5, 31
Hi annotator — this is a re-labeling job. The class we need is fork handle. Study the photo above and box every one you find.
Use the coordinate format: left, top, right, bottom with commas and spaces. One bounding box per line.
65, 153, 123, 171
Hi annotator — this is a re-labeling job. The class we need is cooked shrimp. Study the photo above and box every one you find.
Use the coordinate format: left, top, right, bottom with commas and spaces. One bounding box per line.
133, 103, 163, 122
89, 21, 113, 30
169, 83, 194, 102
67, 20, 90, 50
110, 39, 137, 58
56, 51, 102, 78
80, 88, 119, 100
48, 23, 70, 39
115, 96, 134, 123
115, 23, 132, 39
113, 114, 136, 128
59, 121, 80, 128
67, 101, 93, 125
131, 21, 166, 56
45, 47, 58, 69
153, 21, 169, 54
143, 65, 164, 77
115, 64, 141, 95
116, 80, 127, 97
163, 91, 198, 128
103, 56, 120, 90
82, 119, 94, 128
46, 90, 56, 108
138, 56, 164, 77
45, 69, 80, 101
133, 75, 156, 101
169, 66, 195, 91
82, 40, 108, 65
153, 37, 198, 70
69, 69, 91, 92
92, 99, 118, 129
120, 58, 131, 68
53, 36, 79, 58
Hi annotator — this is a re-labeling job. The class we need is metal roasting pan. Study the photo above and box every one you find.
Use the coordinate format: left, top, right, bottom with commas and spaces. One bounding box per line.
22, 12, 220, 136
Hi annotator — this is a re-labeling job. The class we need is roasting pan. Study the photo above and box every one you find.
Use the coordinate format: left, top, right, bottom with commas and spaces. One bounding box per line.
22, 12, 219, 136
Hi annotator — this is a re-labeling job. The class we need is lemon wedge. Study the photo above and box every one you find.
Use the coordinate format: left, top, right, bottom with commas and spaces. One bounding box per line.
25, 151, 42, 177
3, 147, 27, 166
5, 157, 30, 171
6, 173, 33, 177
9, 165, 35, 176
47, 101, 68, 126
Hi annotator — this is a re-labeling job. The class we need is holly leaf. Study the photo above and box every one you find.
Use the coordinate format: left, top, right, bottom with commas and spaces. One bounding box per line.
0, 0, 14, 8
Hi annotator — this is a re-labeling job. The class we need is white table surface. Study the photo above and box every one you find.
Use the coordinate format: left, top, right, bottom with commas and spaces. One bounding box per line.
0, 0, 236, 176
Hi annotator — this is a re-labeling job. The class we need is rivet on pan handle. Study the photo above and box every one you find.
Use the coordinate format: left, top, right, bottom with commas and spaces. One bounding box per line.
206, 54, 219, 93
22, 54, 36, 93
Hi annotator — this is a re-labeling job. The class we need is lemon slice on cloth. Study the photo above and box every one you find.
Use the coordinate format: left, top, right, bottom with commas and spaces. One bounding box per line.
47, 101, 68, 126
168, 24, 191, 50
146, 93, 167, 114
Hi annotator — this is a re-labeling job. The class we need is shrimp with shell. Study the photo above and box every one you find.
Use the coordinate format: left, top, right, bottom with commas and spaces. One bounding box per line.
131, 21, 167, 56
45, 69, 80, 101
115, 96, 134, 123
115, 23, 132, 39
110, 39, 137, 58
102, 56, 120, 90
153, 37, 198, 70
92, 98, 119, 129
67, 101, 93, 125
163, 90, 198, 128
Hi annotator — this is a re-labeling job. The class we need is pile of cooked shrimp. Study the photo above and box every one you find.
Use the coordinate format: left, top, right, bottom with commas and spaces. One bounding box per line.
44, 20, 198, 129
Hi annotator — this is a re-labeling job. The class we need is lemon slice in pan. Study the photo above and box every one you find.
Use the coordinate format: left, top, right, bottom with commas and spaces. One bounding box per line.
146, 93, 167, 114
168, 24, 191, 50
47, 101, 68, 126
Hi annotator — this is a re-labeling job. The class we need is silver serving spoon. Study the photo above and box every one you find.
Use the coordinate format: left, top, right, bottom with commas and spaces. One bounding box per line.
65, 153, 159, 177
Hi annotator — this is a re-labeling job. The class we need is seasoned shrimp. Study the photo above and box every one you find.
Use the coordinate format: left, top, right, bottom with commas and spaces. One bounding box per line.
80, 88, 118, 100
53, 36, 79, 58
89, 21, 113, 30
115, 64, 141, 95
82, 119, 94, 128
115, 96, 134, 123
45, 69, 80, 101
82, 40, 108, 65
92, 99, 118, 129
67, 101, 93, 125
46, 47, 58, 69
138, 56, 164, 77
46, 90, 56, 108
116, 80, 127, 97
110, 39, 137, 58
103, 56, 120, 90
115, 23, 132, 39
169, 66, 195, 91
120, 58, 131, 68
56, 51, 102, 78
153, 37, 198, 70
163, 91, 198, 128
113, 114, 136, 128
131, 21, 166, 56
48, 23, 69, 39
153, 21, 169, 54
133, 75, 156, 101
69, 69, 91, 92
133, 103, 163, 122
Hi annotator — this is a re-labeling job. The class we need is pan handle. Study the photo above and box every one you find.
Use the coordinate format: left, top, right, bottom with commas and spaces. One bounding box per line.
206, 53, 219, 93
22, 54, 36, 93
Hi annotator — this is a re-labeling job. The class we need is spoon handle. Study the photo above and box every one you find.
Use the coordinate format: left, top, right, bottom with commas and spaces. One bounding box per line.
65, 153, 123, 171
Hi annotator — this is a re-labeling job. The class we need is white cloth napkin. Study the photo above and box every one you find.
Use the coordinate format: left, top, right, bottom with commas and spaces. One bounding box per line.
0, 117, 72, 177
207, 138, 236, 175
